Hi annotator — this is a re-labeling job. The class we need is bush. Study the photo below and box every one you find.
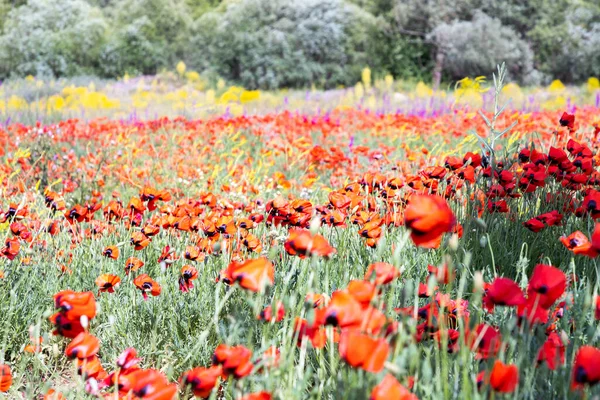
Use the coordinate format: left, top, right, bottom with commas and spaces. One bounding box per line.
0, 0, 108, 79
188, 0, 377, 89
553, 5, 600, 82
428, 11, 537, 84
98, 0, 192, 77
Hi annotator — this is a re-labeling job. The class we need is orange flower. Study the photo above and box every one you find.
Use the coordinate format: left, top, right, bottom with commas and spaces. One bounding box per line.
95, 273, 121, 294
0, 364, 11, 392
338, 331, 389, 373
212, 344, 253, 378
220, 257, 275, 292
404, 194, 455, 248
489, 360, 519, 393
370, 374, 417, 400
284, 229, 336, 258
125, 256, 144, 275
102, 245, 119, 259
130, 231, 151, 250
133, 274, 161, 300
65, 332, 100, 359
178, 265, 198, 292
180, 366, 222, 398
364, 262, 400, 285
54, 290, 96, 320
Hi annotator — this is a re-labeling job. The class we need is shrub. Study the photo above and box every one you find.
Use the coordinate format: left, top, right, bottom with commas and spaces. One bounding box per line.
98, 0, 192, 77
428, 11, 537, 84
0, 0, 108, 79
188, 0, 377, 89
557, 5, 600, 82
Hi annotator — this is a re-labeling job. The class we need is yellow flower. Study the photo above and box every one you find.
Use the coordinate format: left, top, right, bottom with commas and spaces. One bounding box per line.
587, 77, 600, 92
384, 74, 394, 90
7, 95, 28, 111
361, 67, 371, 90
176, 61, 186, 76
548, 80, 565, 93
240, 90, 260, 103
354, 82, 364, 99
415, 81, 433, 98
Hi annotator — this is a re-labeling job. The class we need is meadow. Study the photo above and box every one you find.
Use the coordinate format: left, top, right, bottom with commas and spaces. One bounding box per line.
1, 66, 600, 399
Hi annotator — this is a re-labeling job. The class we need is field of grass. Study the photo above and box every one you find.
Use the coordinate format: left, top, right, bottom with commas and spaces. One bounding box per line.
1, 69, 600, 399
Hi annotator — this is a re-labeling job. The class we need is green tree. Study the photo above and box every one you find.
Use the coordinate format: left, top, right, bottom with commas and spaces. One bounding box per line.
188, 0, 377, 89
99, 0, 192, 76
0, 0, 108, 78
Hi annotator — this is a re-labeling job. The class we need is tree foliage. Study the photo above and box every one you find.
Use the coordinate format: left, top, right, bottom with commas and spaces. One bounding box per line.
188, 0, 377, 89
0, 0, 598, 86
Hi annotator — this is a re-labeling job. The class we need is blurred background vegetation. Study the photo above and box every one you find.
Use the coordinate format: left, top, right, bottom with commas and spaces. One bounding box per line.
0, 0, 599, 89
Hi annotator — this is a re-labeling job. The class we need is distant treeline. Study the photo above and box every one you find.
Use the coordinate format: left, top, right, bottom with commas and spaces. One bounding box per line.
0, 0, 598, 89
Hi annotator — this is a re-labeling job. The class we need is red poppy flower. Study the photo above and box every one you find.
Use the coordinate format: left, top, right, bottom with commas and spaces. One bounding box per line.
559, 112, 575, 129
537, 332, 566, 370
258, 346, 281, 370
258, 301, 285, 322
469, 324, 502, 360
364, 262, 400, 285
523, 217, 545, 232
463, 152, 482, 167
65, 204, 88, 224
338, 331, 389, 373
305, 293, 328, 308
488, 200, 509, 213
1, 237, 20, 261
178, 265, 198, 292
43, 389, 65, 400
0, 364, 11, 392
293, 315, 329, 349
240, 392, 272, 400
49, 312, 85, 338
125, 257, 144, 275
180, 366, 223, 398
404, 194, 455, 248
560, 231, 598, 257
128, 369, 178, 399
571, 346, 600, 390
102, 245, 119, 259
284, 229, 336, 258
131, 232, 151, 250
65, 332, 100, 359
54, 290, 97, 320
184, 245, 203, 261
428, 264, 454, 284
482, 277, 526, 312
517, 296, 549, 325
77, 355, 107, 381
95, 274, 121, 295
323, 290, 364, 328
221, 257, 275, 292
370, 374, 417, 400
116, 347, 142, 370
133, 274, 161, 300
527, 264, 566, 309
157, 245, 178, 265
212, 344, 253, 378
490, 360, 519, 393
418, 282, 436, 297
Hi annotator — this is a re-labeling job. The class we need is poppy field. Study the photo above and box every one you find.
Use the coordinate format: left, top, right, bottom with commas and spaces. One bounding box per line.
2, 70, 600, 400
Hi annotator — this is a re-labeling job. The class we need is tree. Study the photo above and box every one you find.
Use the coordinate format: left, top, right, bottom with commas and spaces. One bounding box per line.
188, 0, 377, 89
0, 0, 108, 78
391, 0, 480, 89
99, 0, 192, 76
429, 11, 536, 83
